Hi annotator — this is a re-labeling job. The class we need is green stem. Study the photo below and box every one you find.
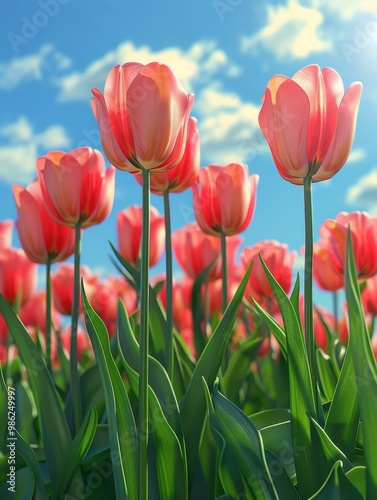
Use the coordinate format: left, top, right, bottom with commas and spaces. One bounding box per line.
333, 290, 339, 336
139, 168, 150, 500
163, 191, 174, 380
45, 258, 52, 373
69, 224, 82, 435
303, 176, 317, 409
220, 233, 228, 313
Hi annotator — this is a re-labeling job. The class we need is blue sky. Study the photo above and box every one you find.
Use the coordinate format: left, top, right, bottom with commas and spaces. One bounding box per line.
1, 0, 377, 310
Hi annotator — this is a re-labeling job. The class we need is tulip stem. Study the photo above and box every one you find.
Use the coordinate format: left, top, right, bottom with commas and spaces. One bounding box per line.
69, 224, 82, 436
163, 191, 174, 380
139, 168, 150, 500
303, 176, 317, 410
333, 290, 339, 336
221, 233, 228, 314
45, 257, 52, 373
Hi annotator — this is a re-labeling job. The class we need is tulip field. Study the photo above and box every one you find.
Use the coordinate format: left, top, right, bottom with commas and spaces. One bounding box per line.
1, 61, 376, 500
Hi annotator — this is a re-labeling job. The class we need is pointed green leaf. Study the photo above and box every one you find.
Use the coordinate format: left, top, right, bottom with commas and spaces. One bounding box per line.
308, 461, 363, 500
250, 300, 288, 360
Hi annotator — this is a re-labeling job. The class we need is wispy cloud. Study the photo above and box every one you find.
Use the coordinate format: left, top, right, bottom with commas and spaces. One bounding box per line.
196, 83, 263, 165
241, 0, 331, 59
310, 0, 377, 20
0, 44, 71, 91
346, 168, 377, 214
0, 116, 71, 184
347, 148, 366, 164
55, 40, 240, 102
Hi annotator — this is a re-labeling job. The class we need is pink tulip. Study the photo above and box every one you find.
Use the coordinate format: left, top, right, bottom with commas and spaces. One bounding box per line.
320, 211, 377, 279
51, 263, 98, 315
13, 178, 76, 263
172, 223, 241, 281
60, 325, 93, 362
0, 248, 37, 306
193, 163, 259, 236
135, 117, 200, 194
0, 220, 13, 249
19, 290, 61, 334
241, 240, 296, 300
91, 62, 194, 173
259, 64, 362, 184
117, 205, 165, 268
313, 240, 344, 291
361, 274, 377, 316
37, 147, 115, 228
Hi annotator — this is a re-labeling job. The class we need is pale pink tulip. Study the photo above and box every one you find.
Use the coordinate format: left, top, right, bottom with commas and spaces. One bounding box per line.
37, 147, 115, 228
193, 163, 259, 236
259, 64, 362, 184
91, 62, 194, 173
0, 220, 13, 249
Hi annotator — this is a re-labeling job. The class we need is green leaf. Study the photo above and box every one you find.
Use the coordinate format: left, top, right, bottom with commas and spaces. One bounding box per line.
308, 461, 363, 500
264, 449, 301, 499
221, 336, 263, 404
345, 231, 377, 498
211, 382, 278, 499
82, 284, 138, 500
250, 409, 291, 430
0, 467, 34, 499
346, 467, 367, 498
324, 343, 359, 460
258, 256, 318, 498
180, 264, 252, 488
117, 299, 188, 499
0, 293, 72, 498
316, 350, 337, 401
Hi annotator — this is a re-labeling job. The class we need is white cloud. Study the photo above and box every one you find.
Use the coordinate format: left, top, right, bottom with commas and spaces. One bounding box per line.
55, 40, 239, 101
347, 148, 366, 164
196, 84, 264, 164
310, 0, 377, 20
346, 168, 377, 214
0, 44, 71, 90
241, 0, 331, 59
0, 116, 71, 184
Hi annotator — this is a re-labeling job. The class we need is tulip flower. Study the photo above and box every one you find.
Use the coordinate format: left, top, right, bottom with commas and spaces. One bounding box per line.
241, 240, 296, 300
313, 240, 344, 292
13, 178, 75, 264
0, 220, 13, 249
91, 62, 194, 173
0, 248, 37, 307
117, 205, 165, 268
361, 274, 377, 317
51, 264, 97, 315
60, 325, 93, 363
172, 223, 241, 281
19, 290, 61, 335
193, 163, 259, 236
320, 211, 377, 279
258, 64, 362, 185
36, 147, 115, 229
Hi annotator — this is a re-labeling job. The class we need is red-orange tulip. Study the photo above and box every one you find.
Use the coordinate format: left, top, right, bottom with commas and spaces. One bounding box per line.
135, 117, 200, 194
37, 147, 115, 228
313, 240, 344, 291
259, 64, 362, 184
13, 179, 75, 263
361, 274, 377, 317
193, 163, 259, 236
117, 205, 165, 268
0, 220, 13, 249
0, 248, 37, 306
241, 240, 296, 300
91, 62, 194, 173
19, 290, 61, 334
172, 223, 241, 281
320, 211, 377, 279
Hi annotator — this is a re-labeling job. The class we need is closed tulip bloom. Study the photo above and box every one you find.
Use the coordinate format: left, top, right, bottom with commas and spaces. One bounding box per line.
193, 163, 259, 236
91, 62, 194, 173
117, 205, 165, 268
0, 248, 37, 306
172, 223, 241, 281
259, 64, 362, 184
320, 211, 377, 279
312, 240, 344, 291
19, 290, 61, 334
37, 147, 115, 228
241, 240, 296, 299
135, 117, 200, 194
51, 264, 97, 315
13, 179, 75, 263
0, 220, 13, 249
361, 274, 377, 316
